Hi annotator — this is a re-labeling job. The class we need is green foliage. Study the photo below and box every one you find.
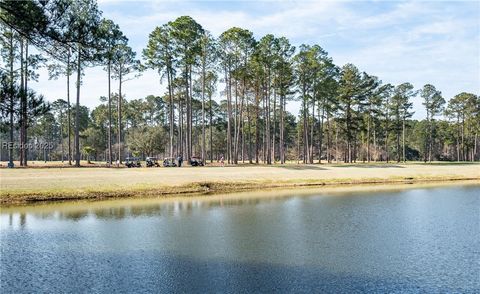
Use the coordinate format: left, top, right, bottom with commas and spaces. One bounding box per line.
0, 8, 479, 164
127, 126, 168, 157
81, 145, 95, 163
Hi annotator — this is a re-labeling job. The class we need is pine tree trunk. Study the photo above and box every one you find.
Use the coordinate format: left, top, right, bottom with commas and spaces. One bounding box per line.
247, 98, 253, 164
318, 104, 324, 164
8, 30, 14, 168
226, 67, 232, 164
262, 84, 266, 163
235, 80, 245, 164
326, 113, 331, 163
255, 85, 260, 164
20, 38, 24, 166
296, 127, 300, 164
334, 120, 338, 163
241, 124, 245, 163
272, 88, 277, 163
209, 92, 213, 163
309, 100, 315, 164
402, 117, 406, 162
75, 44, 81, 167
67, 48, 72, 165
302, 85, 308, 164
266, 69, 271, 165
385, 123, 389, 163
23, 42, 28, 166
60, 108, 64, 162
107, 59, 112, 165
474, 132, 478, 161
233, 80, 238, 164
189, 66, 193, 160
461, 115, 465, 161
117, 69, 123, 164
280, 94, 285, 164
167, 68, 174, 158
367, 110, 371, 163
201, 61, 206, 163
429, 120, 433, 162
456, 116, 460, 161
396, 125, 401, 163
179, 98, 183, 158
346, 105, 351, 163
186, 64, 191, 162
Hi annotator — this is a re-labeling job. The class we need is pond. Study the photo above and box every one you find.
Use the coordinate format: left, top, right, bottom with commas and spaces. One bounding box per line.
1, 184, 479, 293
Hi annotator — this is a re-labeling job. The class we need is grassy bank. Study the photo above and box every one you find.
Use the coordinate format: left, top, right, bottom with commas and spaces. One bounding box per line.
1, 163, 479, 205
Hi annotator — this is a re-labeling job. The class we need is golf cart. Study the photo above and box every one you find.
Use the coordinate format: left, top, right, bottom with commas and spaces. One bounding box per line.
163, 157, 177, 167
189, 157, 204, 166
125, 157, 141, 168
146, 157, 160, 167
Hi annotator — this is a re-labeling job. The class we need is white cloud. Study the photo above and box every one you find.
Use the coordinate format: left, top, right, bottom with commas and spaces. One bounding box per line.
29, 0, 479, 120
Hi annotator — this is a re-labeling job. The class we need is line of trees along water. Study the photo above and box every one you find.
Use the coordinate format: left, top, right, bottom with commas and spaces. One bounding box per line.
0, 0, 479, 166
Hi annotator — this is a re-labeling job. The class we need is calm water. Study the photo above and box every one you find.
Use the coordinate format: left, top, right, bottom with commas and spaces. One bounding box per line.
1, 185, 479, 293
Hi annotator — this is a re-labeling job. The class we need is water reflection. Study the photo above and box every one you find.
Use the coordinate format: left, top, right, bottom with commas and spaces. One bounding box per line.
1, 184, 479, 293
2, 194, 294, 226
1, 183, 479, 226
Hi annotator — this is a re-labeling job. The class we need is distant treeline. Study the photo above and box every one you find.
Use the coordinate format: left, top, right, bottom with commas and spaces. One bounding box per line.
0, 0, 479, 166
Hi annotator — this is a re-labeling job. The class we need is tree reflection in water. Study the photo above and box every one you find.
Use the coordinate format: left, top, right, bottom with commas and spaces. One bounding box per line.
2, 194, 295, 226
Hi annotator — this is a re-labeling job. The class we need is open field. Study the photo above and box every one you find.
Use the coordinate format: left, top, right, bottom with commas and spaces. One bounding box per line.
1, 162, 479, 205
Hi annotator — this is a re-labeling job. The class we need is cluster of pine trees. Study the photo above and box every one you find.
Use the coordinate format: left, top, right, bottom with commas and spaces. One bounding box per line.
1, 0, 479, 167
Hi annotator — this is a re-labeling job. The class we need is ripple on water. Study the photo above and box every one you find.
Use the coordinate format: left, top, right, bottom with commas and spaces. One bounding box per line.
1, 185, 479, 293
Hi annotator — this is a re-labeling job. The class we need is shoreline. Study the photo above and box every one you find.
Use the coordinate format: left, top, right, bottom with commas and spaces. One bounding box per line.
2, 180, 479, 212
1, 173, 479, 206
2, 163, 479, 206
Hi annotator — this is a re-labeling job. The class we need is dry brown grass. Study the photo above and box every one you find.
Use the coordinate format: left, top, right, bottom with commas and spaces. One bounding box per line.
1, 162, 479, 205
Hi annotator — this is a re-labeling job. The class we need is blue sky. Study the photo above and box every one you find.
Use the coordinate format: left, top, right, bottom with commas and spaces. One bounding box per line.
34, 0, 480, 119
